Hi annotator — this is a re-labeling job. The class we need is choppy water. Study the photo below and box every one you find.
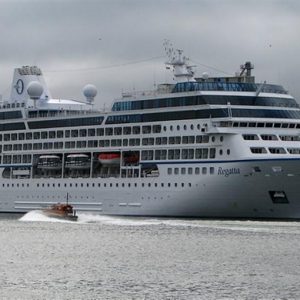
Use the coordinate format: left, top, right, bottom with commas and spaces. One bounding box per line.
0, 212, 300, 299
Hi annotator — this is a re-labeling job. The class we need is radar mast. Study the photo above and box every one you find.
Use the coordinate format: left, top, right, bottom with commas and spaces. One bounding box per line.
163, 40, 196, 83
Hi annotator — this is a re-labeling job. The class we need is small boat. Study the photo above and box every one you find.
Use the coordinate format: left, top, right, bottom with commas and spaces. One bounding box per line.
37, 155, 62, 170
98, 153, 121, 165
65, 154, 90, 169
43, 194, 78, 221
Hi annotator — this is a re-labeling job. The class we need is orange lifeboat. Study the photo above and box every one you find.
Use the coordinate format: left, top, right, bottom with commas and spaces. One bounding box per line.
98, 153, 121, 165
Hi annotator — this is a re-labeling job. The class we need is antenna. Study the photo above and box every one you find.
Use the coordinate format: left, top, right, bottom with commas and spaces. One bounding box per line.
163, 39, 196, 83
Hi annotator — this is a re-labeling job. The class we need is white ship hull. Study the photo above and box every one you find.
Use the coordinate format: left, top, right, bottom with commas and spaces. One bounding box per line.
2, 159, 300, 219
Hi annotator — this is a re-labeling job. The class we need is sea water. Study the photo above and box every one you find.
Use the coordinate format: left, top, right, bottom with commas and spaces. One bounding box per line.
0, 212, 299, 299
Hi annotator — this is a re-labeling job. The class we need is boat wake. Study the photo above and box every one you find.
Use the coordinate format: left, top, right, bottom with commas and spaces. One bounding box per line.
19, 211, 300, 234
19, 210, 75, 223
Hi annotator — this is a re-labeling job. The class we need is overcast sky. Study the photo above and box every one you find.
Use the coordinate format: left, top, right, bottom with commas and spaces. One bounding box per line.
0, 0, 299, 107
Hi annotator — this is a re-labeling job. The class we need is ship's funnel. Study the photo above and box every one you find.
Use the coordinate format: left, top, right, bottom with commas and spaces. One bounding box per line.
9, 66, 51, 104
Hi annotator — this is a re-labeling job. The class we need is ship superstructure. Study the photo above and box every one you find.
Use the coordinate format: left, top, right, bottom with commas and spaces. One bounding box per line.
1, 50, 300, 218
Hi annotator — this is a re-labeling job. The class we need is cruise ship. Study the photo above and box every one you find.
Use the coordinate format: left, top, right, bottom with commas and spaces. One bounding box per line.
1, 47, 300, 219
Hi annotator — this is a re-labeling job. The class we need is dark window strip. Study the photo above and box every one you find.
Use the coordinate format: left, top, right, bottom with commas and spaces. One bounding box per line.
0, 111, 22, 120
112, 95, 298, 111
0, 122, 26, 131
28, 117, 104, 129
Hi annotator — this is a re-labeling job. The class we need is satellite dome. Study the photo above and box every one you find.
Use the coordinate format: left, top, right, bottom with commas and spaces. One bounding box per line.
202, 72, 209, 80
27, 81, 43, 100
83, 84, 97, 103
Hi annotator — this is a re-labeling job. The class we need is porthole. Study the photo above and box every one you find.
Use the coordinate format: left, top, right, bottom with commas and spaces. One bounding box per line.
219, 149, 223, 155
190, 124, 194, 130
170, 125, 173, 131
163, 126, 167, 131
177, 125, 180, 130
220, 136, 224, 142
227, 149, 230, 155
184, 125, 187, 130
197, 124, 201, 130
212, 136, 215, 142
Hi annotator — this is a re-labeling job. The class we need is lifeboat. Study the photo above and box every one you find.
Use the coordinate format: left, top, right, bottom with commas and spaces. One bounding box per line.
98, 153, 121, 165
37, 155, 62, 170
65, 154, 90, 169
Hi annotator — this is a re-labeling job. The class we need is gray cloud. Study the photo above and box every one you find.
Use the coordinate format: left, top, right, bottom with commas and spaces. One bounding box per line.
0, 0, 299, 106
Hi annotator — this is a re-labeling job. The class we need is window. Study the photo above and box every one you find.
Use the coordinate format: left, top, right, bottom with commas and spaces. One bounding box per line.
49, 131, 56, 138
97, 128, 104, 136
57, 131, 64, 138
79, 129, 87, 137
114, 127, 122, 135
269, 148, 286, 154
261, 134, 277, 141
202, 167, 207, 175
33, 132, 40, 139
105, 128, 113, 136
251, 147, 267, 154
243, 134, 259, 140
26, 132, 32, 140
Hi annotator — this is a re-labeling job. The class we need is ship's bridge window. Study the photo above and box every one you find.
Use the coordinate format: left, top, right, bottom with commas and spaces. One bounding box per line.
269, 147, 286, 154
261, 135, 278, 141
243, 134, 259, 140
250, 147, 267, 154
